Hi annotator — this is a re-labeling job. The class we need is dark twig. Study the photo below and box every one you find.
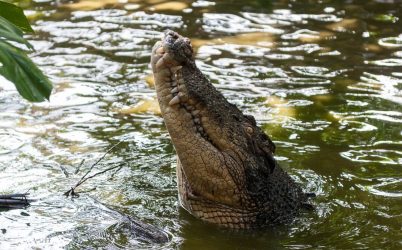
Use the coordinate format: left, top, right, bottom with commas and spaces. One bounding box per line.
59, 165, 69, 178
76, 163, 124, 188
75, 159, 85, 174
0, 193, 34, 209
77, 141, 122, 184
0, 193, 28, 199
64, 142, 123, 197
110, 165, 124, 178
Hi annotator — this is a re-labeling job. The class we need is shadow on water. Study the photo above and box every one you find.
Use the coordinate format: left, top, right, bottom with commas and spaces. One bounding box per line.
0, 0, 401, 249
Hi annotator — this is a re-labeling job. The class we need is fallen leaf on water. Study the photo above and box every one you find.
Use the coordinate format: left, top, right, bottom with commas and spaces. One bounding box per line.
145, 74, 155, 88
62, 0, 121, 10
117, 98, 161, 115
149, 1, 188, 11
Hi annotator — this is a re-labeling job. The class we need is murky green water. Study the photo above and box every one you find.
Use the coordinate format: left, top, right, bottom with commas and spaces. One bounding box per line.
0, 0, 401, 249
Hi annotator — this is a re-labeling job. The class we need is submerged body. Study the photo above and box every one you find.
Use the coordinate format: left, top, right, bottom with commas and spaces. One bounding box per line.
151, 31, 311, 229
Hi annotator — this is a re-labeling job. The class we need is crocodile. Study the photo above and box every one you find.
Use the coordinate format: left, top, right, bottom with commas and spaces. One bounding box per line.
151, 30, 313, 229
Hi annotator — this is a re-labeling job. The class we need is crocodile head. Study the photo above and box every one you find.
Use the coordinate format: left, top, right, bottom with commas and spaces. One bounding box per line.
151, 31, 310, 229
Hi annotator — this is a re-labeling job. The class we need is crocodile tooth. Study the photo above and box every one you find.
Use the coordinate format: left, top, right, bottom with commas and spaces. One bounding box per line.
178, 83, 187, 92
183, 104, 192, 110
178, 92, 187, 101
177, 77, 185, 84
201, 116, 208, 124
171, 87, 178, 94
156, 46, 165, 55
171, 80, 177, 87
171, 66, 182, 73
156, 57, 166, 69
193, 118, 200, 124
186, 104, 194, 111
191, 110, 200, 116
169, 95, 180, 106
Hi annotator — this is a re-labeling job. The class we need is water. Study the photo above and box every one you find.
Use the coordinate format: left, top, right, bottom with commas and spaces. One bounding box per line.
0, 0, 401, 249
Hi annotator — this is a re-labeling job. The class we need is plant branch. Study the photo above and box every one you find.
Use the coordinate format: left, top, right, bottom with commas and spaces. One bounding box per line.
64, 141, 124, 197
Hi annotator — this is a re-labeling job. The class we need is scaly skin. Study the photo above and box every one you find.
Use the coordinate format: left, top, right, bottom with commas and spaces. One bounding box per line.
151, 31, 312, 229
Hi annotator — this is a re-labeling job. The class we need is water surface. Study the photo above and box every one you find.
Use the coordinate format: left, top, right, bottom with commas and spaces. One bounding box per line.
0, 0, 401, 249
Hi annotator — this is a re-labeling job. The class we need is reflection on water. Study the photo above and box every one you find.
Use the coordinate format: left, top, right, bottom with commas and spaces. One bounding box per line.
1, 0, 401, 249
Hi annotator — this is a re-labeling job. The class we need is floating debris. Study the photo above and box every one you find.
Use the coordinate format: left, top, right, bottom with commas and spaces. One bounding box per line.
0, 193, 34, 209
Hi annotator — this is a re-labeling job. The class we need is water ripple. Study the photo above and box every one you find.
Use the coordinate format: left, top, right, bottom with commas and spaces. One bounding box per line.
1, 1, 402, 249
198, 44, 270, 57
354, 177, 402, 198
366, 58, 402, 67
378, 34, 402, 48
283, 120, 331, 131
269, 9, 341, 23
95, 11, 183, 28
0, 129, 30, 155
291, 66, 346, 78
202, 13, 284, 34
331, 110, 402, 123
340, 149, 402, 165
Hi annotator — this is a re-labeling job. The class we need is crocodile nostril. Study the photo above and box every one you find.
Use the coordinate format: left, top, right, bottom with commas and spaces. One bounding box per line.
166, 30, 179, 40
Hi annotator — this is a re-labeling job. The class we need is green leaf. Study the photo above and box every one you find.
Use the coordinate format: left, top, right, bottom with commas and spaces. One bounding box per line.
0, 41, 52, 102
0, 16, 33, 50
0, 1, 33, 32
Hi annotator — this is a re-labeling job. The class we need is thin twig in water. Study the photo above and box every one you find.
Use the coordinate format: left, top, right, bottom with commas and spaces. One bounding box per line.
64, 141, 123, 197
76, 163, 125, 188
75, 159, 85, 174
59, 164, 69, 178
77, 141, 122, 184
110, 165, 124, 178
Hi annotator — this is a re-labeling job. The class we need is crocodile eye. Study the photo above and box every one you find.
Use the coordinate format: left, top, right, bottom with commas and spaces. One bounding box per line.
245, 127, 253, 134
185, 47, 192, 55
